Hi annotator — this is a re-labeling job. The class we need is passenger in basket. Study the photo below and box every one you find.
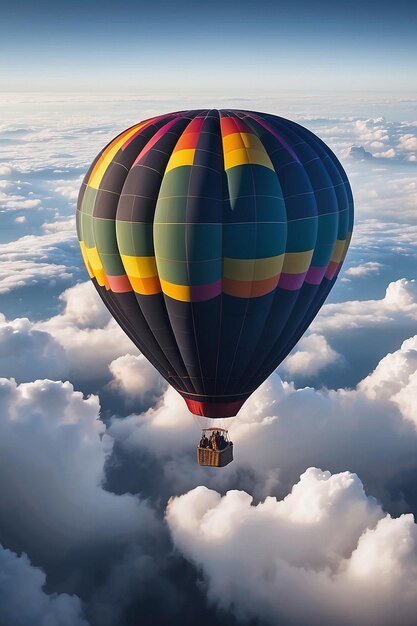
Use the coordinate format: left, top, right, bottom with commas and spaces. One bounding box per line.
199, 434, 209, 448
210, 432, 218, 451
215, 431, 221, 449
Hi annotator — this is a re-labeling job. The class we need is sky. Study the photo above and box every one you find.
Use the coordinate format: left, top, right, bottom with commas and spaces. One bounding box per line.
2, 0, 417, 92
1, 1, 417, 625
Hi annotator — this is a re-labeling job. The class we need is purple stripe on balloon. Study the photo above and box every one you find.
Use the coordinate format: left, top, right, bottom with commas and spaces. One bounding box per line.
245, 115, 301, 164
191, 279, 222, 302
278, 272, 307, 291
305, 266, 327, 285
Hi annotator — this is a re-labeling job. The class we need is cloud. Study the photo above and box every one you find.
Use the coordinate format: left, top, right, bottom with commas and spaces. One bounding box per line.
350, 221, 417, 262
57, 280, 112, 329
0, 545, 88, 626
0, 375, 197, 626
108, 353, 167, 412
358, 334, 417, 426
0, 191, 41, 210
281, 333, 341, 377
0, 282, 139, 392
374, 147, 396, 159
313, 278, 417, 332
0, 377, 155, 568
42, 217, 77, 233
344, 261, 383, 277
1, 93, 417, 626
54, 177, 83, 203
37, 282, 137, 387
0, 164, 13, 177
281, 278, 417, 388
398, 134, 417, 152
167, 468, 417, 626
347, 145, 373, 160
0, 226, 79, 294
350, 118, 417, 162
232, 334, 417, 507
0, 314, 69, 381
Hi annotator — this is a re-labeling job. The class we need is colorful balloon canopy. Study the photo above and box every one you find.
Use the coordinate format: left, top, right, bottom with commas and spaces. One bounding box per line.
77, 109, 354, 418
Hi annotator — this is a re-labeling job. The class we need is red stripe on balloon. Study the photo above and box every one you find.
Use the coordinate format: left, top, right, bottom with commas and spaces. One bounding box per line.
220, 115, 251, 136
325, 261, 340, 280
107, 274, 132, 293
183, 397, 246, 418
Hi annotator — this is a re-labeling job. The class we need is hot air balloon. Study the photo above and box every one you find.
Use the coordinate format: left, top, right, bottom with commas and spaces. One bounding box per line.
77, 109, 354, 467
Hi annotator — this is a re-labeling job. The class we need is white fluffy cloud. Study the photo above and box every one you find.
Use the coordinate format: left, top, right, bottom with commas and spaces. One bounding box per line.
0, 546, 88, 626
0, 226, 77, 294
313, 278, 417, 332
0, 164, 13, 177
167, 468, 417, 626
352, 175, 417, 223
54, 177, 83, 203
0, 190, 41, 210
0, 282, 136, 388
37, 282, 137, 385
231, 333, 417, 500
282, 333, 341, 377
344, 261, 384, 278
359, 334, 417, 425
57, 280, 112, 329
109, 353, 167, 407
0, 314, 69, 381
0, 377, 154, 563
398, 134, 417, 152
349, 118, 417, 162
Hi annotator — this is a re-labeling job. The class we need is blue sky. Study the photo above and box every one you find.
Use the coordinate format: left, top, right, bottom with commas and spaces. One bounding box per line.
2, 0, 417, 92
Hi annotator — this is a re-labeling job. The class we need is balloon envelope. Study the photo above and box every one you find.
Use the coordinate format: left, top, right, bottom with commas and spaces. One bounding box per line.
77, 109, 353, 417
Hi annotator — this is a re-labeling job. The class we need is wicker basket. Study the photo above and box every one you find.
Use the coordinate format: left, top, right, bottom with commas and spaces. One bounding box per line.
197, 444, 233, 467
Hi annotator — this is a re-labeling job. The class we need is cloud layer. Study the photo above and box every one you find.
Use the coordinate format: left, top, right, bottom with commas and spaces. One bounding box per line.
167, 468, 417, 626
1, 93, 417, 626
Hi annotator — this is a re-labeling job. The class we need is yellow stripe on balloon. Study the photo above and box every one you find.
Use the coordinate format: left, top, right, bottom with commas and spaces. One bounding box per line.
222, 130, 274, 170
330, 239, 347, 264
84, 245, 107, 287
128, 275, 161, 295
223, 132, 245, 152
120, 254, 158, 279
223, 255, 284, 281
223, 132, 266, 153
160, 279, 191, 302
87, 120, 152, 190
224, 147, 274, 171
165, 149, 196, 172
282, 250, 314, 274
78, 241, 94, 278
